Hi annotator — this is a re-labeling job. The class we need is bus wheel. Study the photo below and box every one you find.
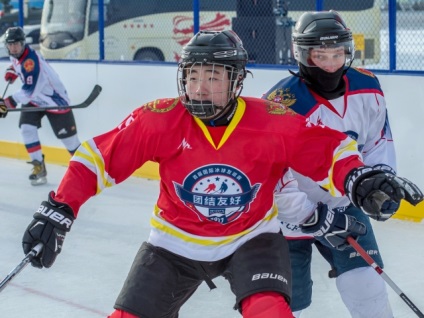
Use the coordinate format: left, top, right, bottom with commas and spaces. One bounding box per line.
134, 49, 164, 61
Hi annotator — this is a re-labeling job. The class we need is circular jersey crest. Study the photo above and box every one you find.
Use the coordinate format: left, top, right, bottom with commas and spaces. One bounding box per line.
174, 164, 260, 224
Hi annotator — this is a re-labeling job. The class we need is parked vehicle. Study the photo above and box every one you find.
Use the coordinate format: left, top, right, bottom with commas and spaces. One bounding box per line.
0, 7, 42, 35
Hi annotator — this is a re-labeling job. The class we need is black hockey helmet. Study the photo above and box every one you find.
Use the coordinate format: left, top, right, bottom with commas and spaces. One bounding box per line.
4, 26, 26, 58
177, 30, 249, 120
292, 10, 354, 67
179, 30, 248, 70
4, 26, 26, 43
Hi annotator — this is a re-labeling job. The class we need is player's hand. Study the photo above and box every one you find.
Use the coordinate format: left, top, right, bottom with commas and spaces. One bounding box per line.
22, 191, 75, 268
4, 66, 18, 84
300, 203, 367, 250
3, 96, 17, 109
0, 99, 7, 118
345, 166, 424, 221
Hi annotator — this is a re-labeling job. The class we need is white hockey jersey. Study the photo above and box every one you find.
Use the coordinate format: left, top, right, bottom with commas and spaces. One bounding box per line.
9, 45, 70, 110
263, 67, 396, 238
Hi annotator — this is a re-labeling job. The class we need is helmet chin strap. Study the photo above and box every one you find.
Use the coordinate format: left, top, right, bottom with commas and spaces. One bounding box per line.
203, 81, 243, 126
200, 99, 237, 127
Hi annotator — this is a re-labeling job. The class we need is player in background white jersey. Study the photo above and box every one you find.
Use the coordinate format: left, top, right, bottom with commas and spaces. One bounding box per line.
0, 27, 80, 185
263, 11, 397, 318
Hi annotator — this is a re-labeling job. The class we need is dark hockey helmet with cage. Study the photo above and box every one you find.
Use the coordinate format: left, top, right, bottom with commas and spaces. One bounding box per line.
177, 30, 249, 120
4, 26, 26, 58
292, 10, 354, 67
179, 30, 248, 70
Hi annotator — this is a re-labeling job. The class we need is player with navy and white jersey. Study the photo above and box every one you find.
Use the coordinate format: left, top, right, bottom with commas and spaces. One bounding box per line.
262, 11, 398, 317
15, 30, 422, 318
0, 26, 80, 185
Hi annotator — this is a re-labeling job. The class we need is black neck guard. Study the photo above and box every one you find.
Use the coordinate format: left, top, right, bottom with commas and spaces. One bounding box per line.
299, 64, 347, 100
203, 100, 237, 127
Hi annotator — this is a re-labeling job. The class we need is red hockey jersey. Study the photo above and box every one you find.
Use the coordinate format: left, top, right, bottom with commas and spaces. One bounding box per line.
55, 97, 363, 261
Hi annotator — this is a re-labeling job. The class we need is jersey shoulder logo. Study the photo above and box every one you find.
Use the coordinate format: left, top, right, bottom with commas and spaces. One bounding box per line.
23, 59, 35, 72
353, 67, 375, 78
266, 88, 296, 107
143, 98, 179, 113
266, 100, 296, 116
173, 164, 261, 225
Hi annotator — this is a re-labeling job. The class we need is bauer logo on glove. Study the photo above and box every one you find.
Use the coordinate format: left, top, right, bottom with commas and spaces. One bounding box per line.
36, 203, 74, 229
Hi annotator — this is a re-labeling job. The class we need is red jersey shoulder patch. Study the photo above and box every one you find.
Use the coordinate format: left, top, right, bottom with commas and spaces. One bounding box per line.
266, 100, 296, 116
23, 59, 35, 72
142, 98, 179, 113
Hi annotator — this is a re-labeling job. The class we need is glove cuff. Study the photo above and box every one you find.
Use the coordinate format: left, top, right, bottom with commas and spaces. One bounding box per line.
5, 96, 17, 109
372, 164, 396, 175
47, 191, 74, 216
344, 166, 381, 207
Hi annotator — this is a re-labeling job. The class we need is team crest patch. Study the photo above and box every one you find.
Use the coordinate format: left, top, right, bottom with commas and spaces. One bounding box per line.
143, 98, 178, 113
266, 101, 296, 115
353, 67, 375, 78
267, 88, 296, 107
174, 164, 261, 224
23, 59, 35, 72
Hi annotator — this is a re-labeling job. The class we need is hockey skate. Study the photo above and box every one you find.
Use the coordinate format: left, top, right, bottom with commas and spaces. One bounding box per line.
27, 155, 47, 186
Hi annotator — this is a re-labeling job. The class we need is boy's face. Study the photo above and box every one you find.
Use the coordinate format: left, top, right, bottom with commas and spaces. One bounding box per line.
7, 41, 24, 58
185, 64, 231, 109
310, 46, 346, 73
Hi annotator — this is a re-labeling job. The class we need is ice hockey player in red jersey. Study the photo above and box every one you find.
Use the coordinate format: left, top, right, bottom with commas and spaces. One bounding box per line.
20, 30, 423, 318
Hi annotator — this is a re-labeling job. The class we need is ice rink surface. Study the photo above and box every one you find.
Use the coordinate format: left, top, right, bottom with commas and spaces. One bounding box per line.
1, 157, 423, 317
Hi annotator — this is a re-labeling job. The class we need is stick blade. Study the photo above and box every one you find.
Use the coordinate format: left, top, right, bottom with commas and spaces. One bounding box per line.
80, 84, 102, 108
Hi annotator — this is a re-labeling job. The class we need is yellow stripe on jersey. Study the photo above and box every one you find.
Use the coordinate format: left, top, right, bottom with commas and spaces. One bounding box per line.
193, 98, 246, 150
321, 138, 361, 196
150, 203, 278, 247
72, 140, 116, 194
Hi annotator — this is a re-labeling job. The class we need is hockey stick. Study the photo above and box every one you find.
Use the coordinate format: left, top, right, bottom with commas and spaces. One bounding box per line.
0, 243, 43, 293
7, 84, 102, 112
347, 236, 424, 317
1, 80, 11, 98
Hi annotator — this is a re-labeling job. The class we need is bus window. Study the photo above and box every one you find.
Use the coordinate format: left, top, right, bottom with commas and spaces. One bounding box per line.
41, 0, 86, 52
89, 0, 110, 23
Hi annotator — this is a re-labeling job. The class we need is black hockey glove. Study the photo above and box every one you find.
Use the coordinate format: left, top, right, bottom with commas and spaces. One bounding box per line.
300, 203, 367, 251
345, 166, 424, 221
22, 191, 75, 268
0, 99, 8, 118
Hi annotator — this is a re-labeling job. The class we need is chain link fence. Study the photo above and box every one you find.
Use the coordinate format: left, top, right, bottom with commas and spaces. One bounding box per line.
0, 0, 423, 73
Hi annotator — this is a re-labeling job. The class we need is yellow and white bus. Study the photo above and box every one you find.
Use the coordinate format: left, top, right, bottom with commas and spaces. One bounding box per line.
39, 0, 380, 65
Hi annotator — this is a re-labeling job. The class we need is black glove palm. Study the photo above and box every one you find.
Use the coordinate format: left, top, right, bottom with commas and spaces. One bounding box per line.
345, 167, 424, 221
22, 191, 75, 268
300, 203, 367, 251
0, 99, 8, 118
